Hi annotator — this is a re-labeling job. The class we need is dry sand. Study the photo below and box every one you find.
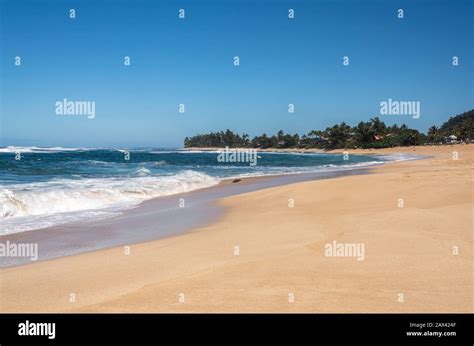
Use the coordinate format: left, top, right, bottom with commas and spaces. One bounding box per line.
1, 144, 472, 312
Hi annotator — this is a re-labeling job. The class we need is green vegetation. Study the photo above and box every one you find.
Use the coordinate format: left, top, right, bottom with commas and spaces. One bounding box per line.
184, 110, 474, 149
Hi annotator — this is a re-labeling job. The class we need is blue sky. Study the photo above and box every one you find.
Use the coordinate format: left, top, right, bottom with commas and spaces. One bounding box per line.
0, 0, 472, 148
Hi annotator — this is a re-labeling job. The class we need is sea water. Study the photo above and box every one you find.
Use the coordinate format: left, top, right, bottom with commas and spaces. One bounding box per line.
0, 146, 419, 234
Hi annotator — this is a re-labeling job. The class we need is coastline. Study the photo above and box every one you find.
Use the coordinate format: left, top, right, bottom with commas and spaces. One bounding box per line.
0, 144, 472, 312
0, 166, 372, 267
181, 143, 469, 155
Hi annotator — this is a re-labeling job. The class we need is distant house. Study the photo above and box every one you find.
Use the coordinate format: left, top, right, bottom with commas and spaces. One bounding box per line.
373, 134, 383, 141
443, 135, 458, 144
310, 135, 330, 142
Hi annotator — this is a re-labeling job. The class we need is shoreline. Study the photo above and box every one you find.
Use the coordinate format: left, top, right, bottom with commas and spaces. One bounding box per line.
181, 143, 471, 154
0, 166, 373, 267
0, 149, 424, 267
0, 149, 395, 241
0, 149, 414, 268
0, 144, 472, 312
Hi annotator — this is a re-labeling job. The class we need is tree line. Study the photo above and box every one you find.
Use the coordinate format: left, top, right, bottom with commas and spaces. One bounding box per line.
184, 110, 474, 149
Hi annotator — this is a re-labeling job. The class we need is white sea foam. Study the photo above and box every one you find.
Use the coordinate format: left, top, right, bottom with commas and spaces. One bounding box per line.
0, 146, 94, 153
134, 167, 152, 176
223, 160, 386, 178
172, 150, 222, 154
0, 170, 219, 234
222, 153, 423, 179
375, 153, 427, 162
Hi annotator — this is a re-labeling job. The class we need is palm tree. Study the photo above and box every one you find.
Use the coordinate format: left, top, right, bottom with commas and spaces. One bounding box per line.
370, 117, 386, 134
355, 121, 374, 147
427, 125, 439, 142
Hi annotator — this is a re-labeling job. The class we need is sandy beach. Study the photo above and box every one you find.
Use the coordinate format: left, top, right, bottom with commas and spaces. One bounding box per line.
0, 144, 472, 313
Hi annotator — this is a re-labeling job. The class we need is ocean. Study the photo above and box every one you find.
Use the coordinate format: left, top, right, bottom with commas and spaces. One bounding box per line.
0, 146, 418, 235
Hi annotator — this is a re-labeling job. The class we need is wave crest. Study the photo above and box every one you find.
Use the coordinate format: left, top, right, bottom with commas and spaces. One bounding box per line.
0, 170, 219, 227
